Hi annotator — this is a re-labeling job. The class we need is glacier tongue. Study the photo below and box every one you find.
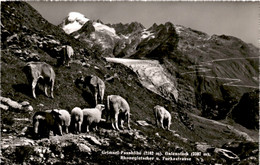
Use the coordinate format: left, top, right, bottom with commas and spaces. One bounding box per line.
105, 58, 178, 102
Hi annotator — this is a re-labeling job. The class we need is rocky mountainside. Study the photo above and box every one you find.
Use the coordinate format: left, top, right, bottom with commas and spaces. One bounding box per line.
1, 2, 259, 164
59, 11, 259, 116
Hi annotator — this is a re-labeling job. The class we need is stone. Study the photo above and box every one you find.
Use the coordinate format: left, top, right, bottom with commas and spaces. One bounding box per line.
84, 135, 101, 146
78, 144, 91, 153
60, 153, 64, 159
195, 142, 212, 152
214, 148, 240, 161
20, 101, 30, 106
136, 120, 150, 126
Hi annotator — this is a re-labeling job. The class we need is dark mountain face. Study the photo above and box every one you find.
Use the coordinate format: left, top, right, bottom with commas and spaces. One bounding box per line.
107, 22, 145, 36
173, 25, 259, 113
131, 22, 179, 60
232, 90, 259, 130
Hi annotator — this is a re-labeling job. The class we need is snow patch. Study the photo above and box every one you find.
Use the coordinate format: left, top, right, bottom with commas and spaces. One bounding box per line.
141, 29, 154, 39
175, 25, 184, 34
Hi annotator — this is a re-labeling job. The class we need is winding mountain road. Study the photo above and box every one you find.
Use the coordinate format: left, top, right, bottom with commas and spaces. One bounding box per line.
181, 56, 259, 89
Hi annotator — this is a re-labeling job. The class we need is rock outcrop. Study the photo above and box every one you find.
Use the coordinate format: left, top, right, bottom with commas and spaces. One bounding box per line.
231, 90, 259, 129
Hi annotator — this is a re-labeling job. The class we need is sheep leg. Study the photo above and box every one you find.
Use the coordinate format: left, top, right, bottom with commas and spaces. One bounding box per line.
74, 122, 78, 134
114, 112, 120, 131
120, 118, 124, 130
65, 126, 69, 134
34, 120, 39, 135
160, 117, 165, 130
50, 80, 54, 99
32, 78, 38, 99
167, 119, 171, 131
167, 124, 170, 131
156, 119, 159, 127
44, 84, 49, 97
86, 125, 90, 133
94, 91, 98, 105
66, 57, 70, 67
66, 58, 70, 67
78, 122, 82, 134
99, 87, 104, 104
58, 125, 63, 136
111, 118, 116, 130
127, 113, 131, 130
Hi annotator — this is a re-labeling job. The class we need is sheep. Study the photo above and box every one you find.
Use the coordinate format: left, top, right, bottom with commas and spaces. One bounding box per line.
56, 45, 74, 67
53, 109, 71, 135
71, 107, 84, 134
154, 105, 172, 131
82, 104, 105, 132
75, 75, 105, 105
107, 95, 131, 131
32, 110, 61, 139
23, 61, 55, 99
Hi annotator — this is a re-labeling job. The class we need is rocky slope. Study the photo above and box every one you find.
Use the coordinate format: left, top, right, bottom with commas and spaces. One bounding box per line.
1, 2, 259, 164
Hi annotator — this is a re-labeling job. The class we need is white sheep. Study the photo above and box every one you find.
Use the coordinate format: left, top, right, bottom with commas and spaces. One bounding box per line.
107, 95, 131, 131
154, 105, 172, 131
71, 107, 84, 134
82, 104, 105, 132
53, 109, 71, 135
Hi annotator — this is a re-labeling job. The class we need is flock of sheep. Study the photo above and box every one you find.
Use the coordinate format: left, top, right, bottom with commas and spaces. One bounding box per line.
22, 45, 172, 139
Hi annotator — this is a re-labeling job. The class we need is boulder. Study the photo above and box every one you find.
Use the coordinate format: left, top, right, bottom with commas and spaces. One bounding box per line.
195, 142, 212, 152
84, 135, 101, 146
213, 148, 240, 161
0, 97, 33, 111
136, 120, 150, 126
78, 144, 91, 153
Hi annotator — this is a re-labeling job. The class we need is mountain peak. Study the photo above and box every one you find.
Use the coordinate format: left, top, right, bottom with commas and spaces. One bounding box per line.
61, 12, 89, 34
67, 12, 89, 24
107, 21, 145, 35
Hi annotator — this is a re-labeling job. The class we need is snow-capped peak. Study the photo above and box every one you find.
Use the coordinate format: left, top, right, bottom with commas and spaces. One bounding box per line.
68, 12, 89, 24
62, 12, 89, 34
62, 12, 117, 37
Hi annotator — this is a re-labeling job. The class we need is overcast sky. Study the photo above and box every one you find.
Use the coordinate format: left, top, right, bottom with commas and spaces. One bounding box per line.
28, 2, 259, 47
